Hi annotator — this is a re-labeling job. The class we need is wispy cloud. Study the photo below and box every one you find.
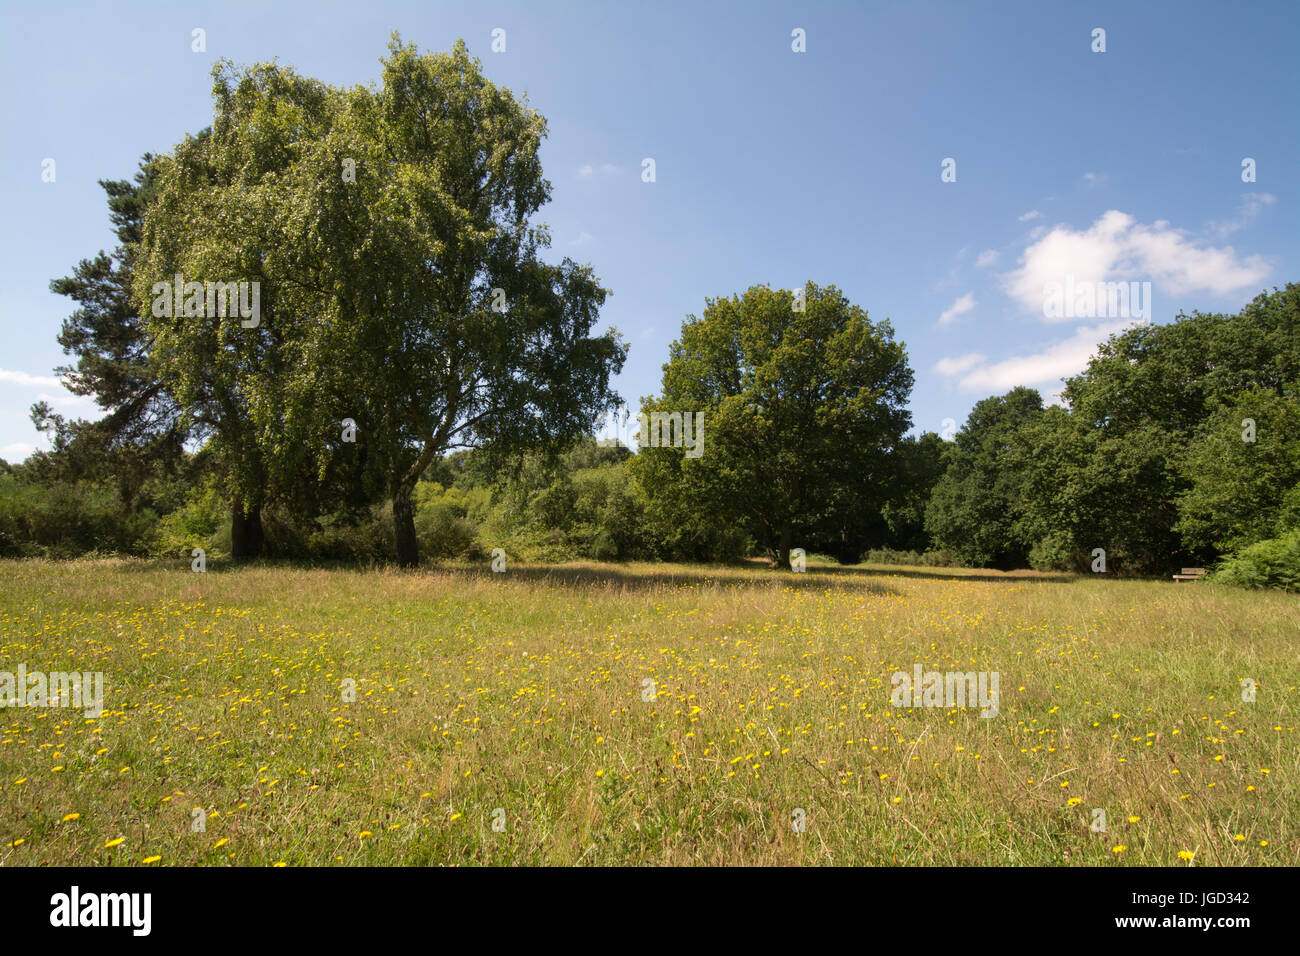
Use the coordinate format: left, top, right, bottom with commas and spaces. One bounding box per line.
1018, 210, 1041, 222
0, 368, 65, 388
934, 353, 985, 377
938, 292, 976, 326
35, 391, 96, 412
937, 321, 1131, 393
0, 442, 34, 461
1208, 193, 1276, 238
1081, 171, 1108, 188
975, 249, 999, 268
577, 162, 620, 179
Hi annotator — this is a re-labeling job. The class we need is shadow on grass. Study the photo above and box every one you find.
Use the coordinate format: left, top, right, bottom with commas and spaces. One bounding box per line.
431, 562, 903, 597
827, 564, 1076, 585
424, 561, 1075, 592
13, 555, 1075, 590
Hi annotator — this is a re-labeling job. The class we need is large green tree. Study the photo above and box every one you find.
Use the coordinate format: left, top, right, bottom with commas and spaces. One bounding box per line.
1028, 284, 1300, 572
135, 64, 337, 559
322, 38, 626, 565
925, 387, 1043, 568
1176, 385, 1300, 554
879, 431, 947, 553
632, 282, 912, 568
135, 37, 625, 564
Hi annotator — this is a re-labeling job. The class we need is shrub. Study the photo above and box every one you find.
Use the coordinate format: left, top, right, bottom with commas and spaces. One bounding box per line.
921, 549, 956, 567
151, 481, 228, 557
304, 508, 394, 562
414, 483, 487, 560
0, 474, 138, 557
1028, 532, 1077, 572
1211, 531, 1300, 592
864, 547, 922, 566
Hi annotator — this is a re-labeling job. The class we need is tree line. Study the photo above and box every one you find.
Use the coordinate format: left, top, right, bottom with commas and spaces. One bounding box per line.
3, 37, 1296, 586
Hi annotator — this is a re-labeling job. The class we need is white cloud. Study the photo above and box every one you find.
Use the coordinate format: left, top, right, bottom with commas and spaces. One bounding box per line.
1208, 193, 1276, 238
1081, 171, 1108, 188
975, 249, 999, 267
0, 369, 65, 388
0, 442, 34, 461
577, 162, 619, 179
1002, 210, 1271, 318
938, 292, 976, 326
1018, 210, 1041, 222
934, 353, 985, 377
35, 391, 96, 412
944, 321, 1132, 392
568, 230, 594, 247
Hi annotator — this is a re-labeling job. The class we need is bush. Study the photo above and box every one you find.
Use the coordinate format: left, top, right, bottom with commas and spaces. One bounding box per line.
303, 508, 394, 562
860, 548, 958, 567
1028, 532, 1077, 572
921, 549, 956, 567
414, 483, 487, 560
1211, 531, 1300, 592
151, 480, 227, 557
0, 474, 138, 557
864, 547, 922, 566
254, 502, 395, 563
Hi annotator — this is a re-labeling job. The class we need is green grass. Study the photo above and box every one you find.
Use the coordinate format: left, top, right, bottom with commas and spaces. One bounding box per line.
1, 556, 1295, 865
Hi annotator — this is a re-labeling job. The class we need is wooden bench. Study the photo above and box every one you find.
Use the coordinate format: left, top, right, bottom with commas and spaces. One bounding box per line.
1173, 567, 1207, 582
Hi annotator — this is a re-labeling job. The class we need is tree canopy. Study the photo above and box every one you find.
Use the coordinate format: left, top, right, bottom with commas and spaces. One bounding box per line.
133, 35, 626, 563
632, 282, 912, 567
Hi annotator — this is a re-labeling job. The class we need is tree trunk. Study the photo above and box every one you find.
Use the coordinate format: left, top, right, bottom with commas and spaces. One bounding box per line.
391, 439, 446, 568
393, 481, 419, 568
777, 521, 793, 570
231, 503, 264, 561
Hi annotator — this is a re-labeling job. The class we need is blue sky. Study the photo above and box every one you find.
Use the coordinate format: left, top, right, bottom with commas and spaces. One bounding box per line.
1, 0, 1296, 460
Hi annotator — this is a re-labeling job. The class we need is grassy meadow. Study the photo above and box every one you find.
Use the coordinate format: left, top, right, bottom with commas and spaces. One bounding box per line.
0, 556, 1295, 866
